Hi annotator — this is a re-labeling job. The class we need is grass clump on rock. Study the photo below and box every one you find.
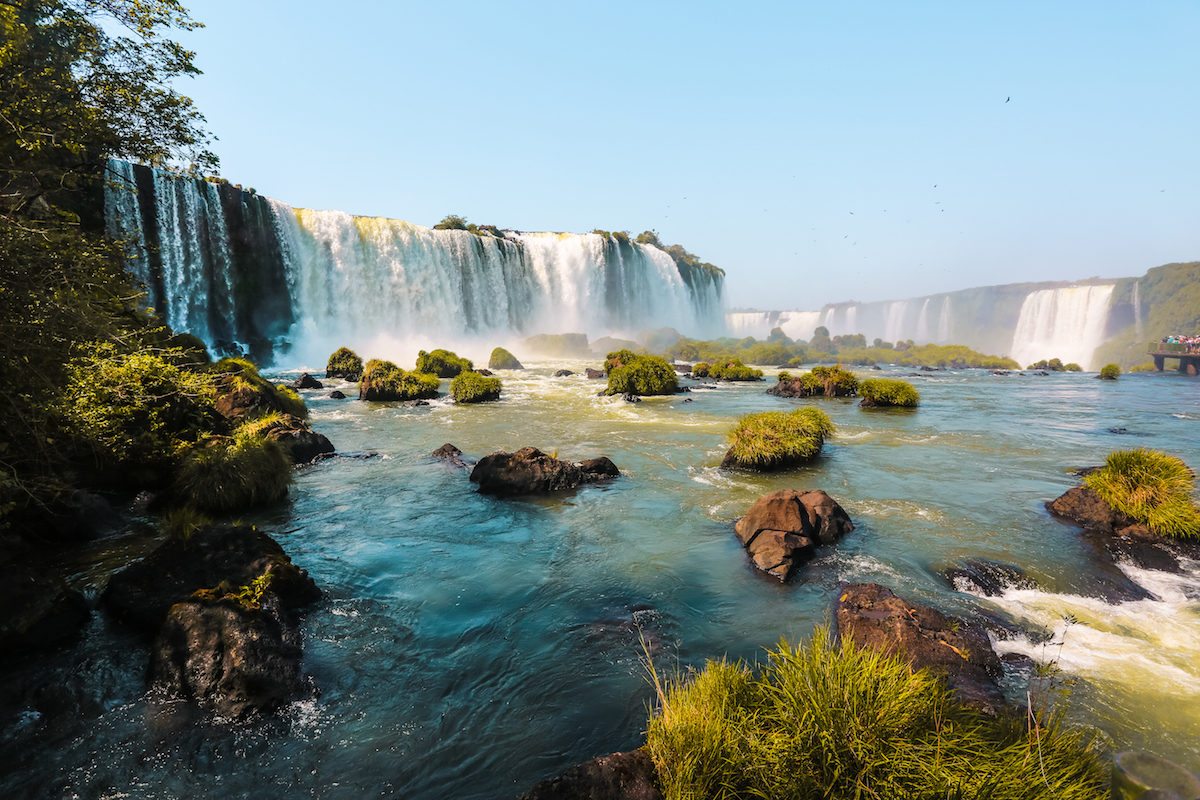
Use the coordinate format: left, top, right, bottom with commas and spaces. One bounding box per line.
174, 428, 292, 514
707, 358, 763, 381
722, 407, 834, 470
487, 347, 523, 370
359, 359, 441, 401
416, 348, 472, 378
325, 347, 363, 379
451, 371, 502, 403
645, 626, 1108, 800
1099, 363, 1120, 380
859, 377, 920, 408
212, 357, 308, 420
605, 353, 679, 396
1083, 448, 1200, 538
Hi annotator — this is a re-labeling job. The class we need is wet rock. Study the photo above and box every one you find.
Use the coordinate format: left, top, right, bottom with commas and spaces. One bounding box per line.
554, 369, 575, 377
672, 363, 692, 373
733, 489, 853, 581
470, 447, 619, 497
579, 456, 620, 480
680, 397, 694, 403
1047, 486, 1131, 534
836, 582, 1006, 714
477, 368, 494, 376
400, 399, 430, 408
149, 593, 304, 718
0, 561, 89, 657
431, 443, 471, 468
1112, 751, 1200, 800
944, 559, 1032, 597
330, 390, 347, 399
585, 368, 605, 379
871, 364, 882, 370
254, 413, 335, 463
103, 524, 319, 634
622, 393, 642, 403
520, 748, 661, 800
290, 373, 323, 390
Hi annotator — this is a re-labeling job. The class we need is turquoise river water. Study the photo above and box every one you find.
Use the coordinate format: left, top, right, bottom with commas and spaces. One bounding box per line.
2, 363, 1199, 798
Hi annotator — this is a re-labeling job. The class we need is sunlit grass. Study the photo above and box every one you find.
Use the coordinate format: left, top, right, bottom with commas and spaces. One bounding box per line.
1083, 448, 1200, 538
860, 377, 921, 407
723, 407, 834, 470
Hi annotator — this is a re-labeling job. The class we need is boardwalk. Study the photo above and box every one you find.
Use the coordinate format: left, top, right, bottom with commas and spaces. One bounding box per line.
1149, 342, 1200, 375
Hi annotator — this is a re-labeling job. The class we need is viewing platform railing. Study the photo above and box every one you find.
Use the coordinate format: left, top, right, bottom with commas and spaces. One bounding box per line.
1151, 342, 1200, 355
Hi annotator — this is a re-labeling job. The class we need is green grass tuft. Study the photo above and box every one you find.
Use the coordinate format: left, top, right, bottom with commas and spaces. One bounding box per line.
1083, 448, 1200, 538
859, 377, 920, 407
451, 370, 502, 403
605, 354, 679, 396
1129, 362, 1157, 373
724, 407, 834, 470
1099, 363, 1120, 380
415, 348, 472, 378
174, 428, 292, 514
645, 626, 1109, 800
359, 359, 441, 401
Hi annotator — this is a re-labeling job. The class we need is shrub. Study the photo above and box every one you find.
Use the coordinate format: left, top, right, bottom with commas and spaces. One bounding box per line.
1129, 362, 1157, 373
326, 346, 363, 379
174, 428, 292, 514
1099, 363, 1120, 380
604, 349, 640, 372
811, 365, 858, 396
359, 359, 441, 401
859, 378, 920, 408
722, 407, 834, 470
212, 357, 308, 419
488, 347, 523, 370
1063, 363, 1083, 372
416, 348, 472, 378
451, 370, 502, 403
1083, 448, 1200, 538
776, 371, 790, 381
708, 358, 763, 381
691, 361, 711, 378
605, 354, 679, 396
59, 343, 219, 473
645, 626, 1108, 800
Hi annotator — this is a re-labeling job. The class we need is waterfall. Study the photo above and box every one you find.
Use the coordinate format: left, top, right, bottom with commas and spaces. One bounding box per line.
937, 296, 952, 343
883, 300, 909, 344
1133, 280, 1144, 339
914, 298, 931, 344
1010, 285, 1115, 370
103, 161, 724, 363
726, 310, 821, 341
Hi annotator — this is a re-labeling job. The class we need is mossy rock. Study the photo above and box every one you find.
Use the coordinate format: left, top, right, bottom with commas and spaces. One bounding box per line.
708, 358, 763, 381
359, 359, 441, 401
212, 357, 308, 420
604, 354, 679, 396
722, 407, 835, 471
768, 366, 858, 398
416, 348, 472, 378
488, 347, 523, 370
859, 378, 920, 408
1099, 363, 1120, 380
451, 370, 502, 403
325, 347, 363, 380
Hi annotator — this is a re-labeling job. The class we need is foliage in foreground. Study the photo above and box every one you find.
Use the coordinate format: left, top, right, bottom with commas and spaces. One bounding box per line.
416, 348, 473, 378
859, 377, 921, 407
1083, 448, 1200, 538
645, 627, 1108, 800
605, 353, 679, 396
723, 407, 834, 470
450, 371, 502, 403
212, 357, 307, 419
1099, 363, 1120, 380
174, 427, 292, 514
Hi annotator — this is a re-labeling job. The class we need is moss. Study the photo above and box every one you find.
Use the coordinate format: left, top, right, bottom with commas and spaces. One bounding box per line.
708, 358, 763, 381
325, 346, 363, 379
723, 407, 834, 470
1082, 448, 1200, 538
604, 349, 640, 372
451, 370, 502, 403
605, 354, 679, 396
415, 348, 473, 378
173, 428, 292, 514
212, 357, 308, 419
859, 378, 920, 408
645, 626, 1108, 800
192, 570, 274, 610
487, 347, 523, 370
774, 366, 858, 398
1099, 363, 1120, 380
359, 359, 441, 401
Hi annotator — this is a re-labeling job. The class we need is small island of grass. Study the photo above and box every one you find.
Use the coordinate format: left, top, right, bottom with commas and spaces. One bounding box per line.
721, 407, 834, 470
488, 347, 523, 370
451, 370, 502, 403
859, 377, 920, 408
415, 348, 473, 378
604, 351, 679, 396
1083, 448, 1200, 538
359, 359, 441, 401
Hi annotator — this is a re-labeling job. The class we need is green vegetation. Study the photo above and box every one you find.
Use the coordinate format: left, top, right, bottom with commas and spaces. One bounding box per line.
634, 230, 726, 291
859, 378, 920, 407
173, 427, 292, 514
1027, 358, 1082, 372
691, 362, 711, 378
359, 359, 441, 401
605, 353, 679, 396
706, 358, 763, 381
450, 371, 502, 403
487, 347, 523, 370
212, 357, 308, 419
1083, 449, 1200, 539
1129, 362, 1157, 373
1094, 263, 1200, 368
723, 408, 834, 470
774, 365, 859, 398
665, 335, 1017, 371
415, 348, 473, 378
645, 627, 1107, 800
432, 214, 503, 237
326, 346, 363, 378
1099, 363, 1121, 380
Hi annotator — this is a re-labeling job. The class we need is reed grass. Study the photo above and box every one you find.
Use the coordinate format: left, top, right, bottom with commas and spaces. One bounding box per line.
860, 377, 921, 407
724, 407, 834, 470
1083, 448, 1200, 538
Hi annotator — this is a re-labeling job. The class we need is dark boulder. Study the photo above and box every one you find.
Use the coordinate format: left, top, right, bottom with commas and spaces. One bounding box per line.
836, 582, 1006, 714
672, 363, 692, 373
0, 561, 89, 658
103, 524, 319, 634
944, 559, 1032, 597
733, 489, 853, 581
470, 447, 619, 497
476, 368, 494, 376
622, 393, 642, 403
1047, 485, 1135, 535
585, 368, 605, 379
290, 373, 323, 390
330, 390, 347, 399
554, 369, 575, 377
520, 748, 661, 800
149, 592, 304, 718
431, 443, 471, 468
579, 456, 620, 480
254, 413, 335, 463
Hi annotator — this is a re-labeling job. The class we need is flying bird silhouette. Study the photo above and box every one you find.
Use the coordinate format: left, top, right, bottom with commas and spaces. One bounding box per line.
1006, 96, 1011, 103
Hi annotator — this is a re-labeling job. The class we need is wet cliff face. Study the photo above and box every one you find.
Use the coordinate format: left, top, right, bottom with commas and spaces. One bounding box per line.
104, 160, 725, 364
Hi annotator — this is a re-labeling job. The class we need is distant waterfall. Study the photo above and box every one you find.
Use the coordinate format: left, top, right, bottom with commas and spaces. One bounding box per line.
883, 301, 909, 343
936, 296, 952, 343
103, 161, 724, 362
1010, 285, 1115, 370
726, 310, 821, 340
1133, 280, 1144, 338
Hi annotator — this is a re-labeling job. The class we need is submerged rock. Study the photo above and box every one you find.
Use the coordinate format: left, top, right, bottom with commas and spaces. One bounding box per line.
330, 390, 347, 399
733, 489, 853, 581
470, 447, 619, 497
944, 559, 1032, 597
554, 369, 575, 377
431, 443, 471, 468
520, 748, 661, 800
290, 373, 323, 390
254, 413, 335, 463
836, 582, 1006, 714
585, 368, 605, 379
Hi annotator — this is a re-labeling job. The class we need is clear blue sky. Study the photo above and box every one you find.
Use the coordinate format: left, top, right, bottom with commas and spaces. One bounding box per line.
173, 1, 1200, 310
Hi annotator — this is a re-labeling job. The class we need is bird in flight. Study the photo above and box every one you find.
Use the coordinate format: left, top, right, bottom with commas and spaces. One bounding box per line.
1006, 96, 1011, 103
